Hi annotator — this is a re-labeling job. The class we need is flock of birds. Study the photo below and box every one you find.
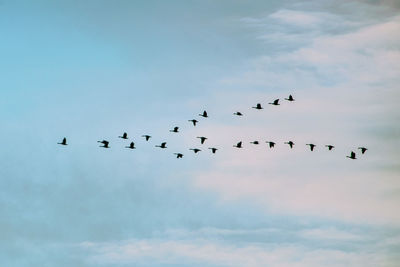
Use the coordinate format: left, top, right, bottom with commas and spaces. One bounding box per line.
57, 95, 368, 160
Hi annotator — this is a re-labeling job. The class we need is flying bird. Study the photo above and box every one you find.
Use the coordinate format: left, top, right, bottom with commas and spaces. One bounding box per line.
347, 151, 357, 159
269, 99, 280, 106
233, 112, 243, 116
250, 141, 259, 145
197, 136, 208, 144
188, 119, 198, 126
98, 140, 110, 148
285, 95, 295, 101
285, 141, 294, 149
189, 148, 201, 153
208, 147, 218, 154
58, 137, 67, 146
233, 141, 242, 148
266, 141, 275, 148
155, 142, 167, 149
142, 135, 151, 141
325, 145, 335, 151
306, 143, 316, 151
199, 110, 208, 118
174, 153, 183, 159
252, 103, 263, 110
170, 127, 179, 133
126, 142, 136, 149
118, 132, 128, 139
358, 147, 368, 154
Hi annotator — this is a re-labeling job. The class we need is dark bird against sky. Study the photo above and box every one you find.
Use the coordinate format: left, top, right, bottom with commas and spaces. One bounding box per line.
119, 132, 128, 139
234, 141, 243, 148
58, 137, 67, 146
269, 99, 280, 106
155, 142, 167, 149
142, 135, 151, 141
197, 136, 208, 144
285, 141, 294, 149
188, 119, 198, 126
199, 110, 208, 118
126, 142, 136, 149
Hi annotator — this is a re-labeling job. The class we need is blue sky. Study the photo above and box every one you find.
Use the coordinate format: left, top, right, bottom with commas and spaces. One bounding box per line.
1, 0, 400, 266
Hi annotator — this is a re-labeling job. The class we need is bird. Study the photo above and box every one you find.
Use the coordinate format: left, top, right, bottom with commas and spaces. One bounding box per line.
155, 142, 167, 148
285, 141, 294, 149
347, 151, 357, 159
233, 141, 242, 148
250, 141, 259, 145
142, 135, 151, 141
325, 145, 335, 151
174, 153, 183, 159
269, 99, 280, 105
188, 119, 198, 126
233, 112, 243, 116
190, 148, 201, 153
266, 141, 275, 148
358, 147, 368, 154
126, 142, 136, 149
98, 140, 110, 148
58, 137, 67, 145
208, 147, 218, 154
285, 95, 295, 101
170, 127, 179, 133
197, 136, 208, 144
199, 110, 208, 118
306, 143, 316, 151
118, 132, 128, 139
252, 103, 263, 110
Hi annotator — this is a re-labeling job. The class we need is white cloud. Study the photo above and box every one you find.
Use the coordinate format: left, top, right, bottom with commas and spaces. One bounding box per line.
190, 9, 400, 225
79, 235, 393, 267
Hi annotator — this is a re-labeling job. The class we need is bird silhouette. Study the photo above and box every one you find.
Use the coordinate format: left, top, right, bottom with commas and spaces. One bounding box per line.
199, 110, 208, 118
269, 99, 280, 105
358, 147, 368, 154
208, 147, 218, 154
347, 151, 357, 159
190, 148, 201, 153
58, 137, 67, 145
266, 141, 275, 148
142, 135, 151, 141
174, 153, 183, 158
98, 140, 110, 148
170, 127, 179, 133
252, 103, 263, 110
285, 141, 294, 149
325, 145, 335, 151
250, 141, 259, 145
126, 142, 136, 149
197, 136, 208, 144
306, 143, 316, 151
155, 142, 167, 149
285, 95, 295, 101
188, 119, 198, 126
233, 112, 243, 116
234, 141, 242, 148
118, 132, 128, 139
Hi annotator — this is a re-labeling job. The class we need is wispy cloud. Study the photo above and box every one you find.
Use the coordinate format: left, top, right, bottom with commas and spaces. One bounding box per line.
79, 227, 399, 266
189, 5, 400, 225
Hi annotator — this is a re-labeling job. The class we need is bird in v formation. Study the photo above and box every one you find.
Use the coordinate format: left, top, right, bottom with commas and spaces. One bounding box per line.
58, 100, 367, 160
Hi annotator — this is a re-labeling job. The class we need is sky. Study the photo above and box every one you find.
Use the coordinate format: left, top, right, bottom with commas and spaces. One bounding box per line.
1, 0, 399, 266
